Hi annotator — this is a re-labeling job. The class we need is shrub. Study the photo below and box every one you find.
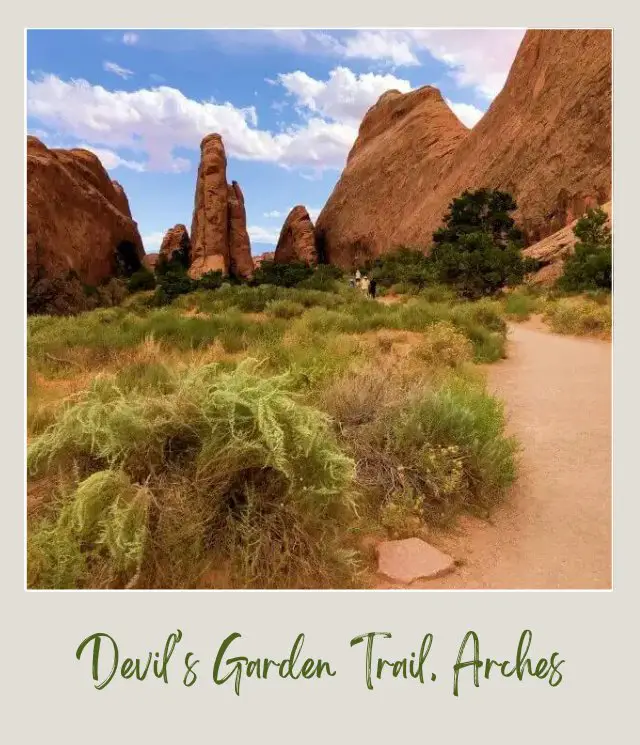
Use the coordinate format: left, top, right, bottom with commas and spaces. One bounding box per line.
419, 285, 457, 304
152, 267, 196, 305
416, 322, 473, 368
127, 267, 156, 293
346, 379, 517, 526
557, 208, 612, 292
252, 260, 314, 288
265, 299, 306, 319
27, 360, 358, 588
366, 248, 435, 289
430, 189, 529, 298
197, 270, 225, 291
543, 297, 611, 337
28, 470, 151, 589
297, 265, 343, 292
320, 366, 392, 428
503, 290, 539, 321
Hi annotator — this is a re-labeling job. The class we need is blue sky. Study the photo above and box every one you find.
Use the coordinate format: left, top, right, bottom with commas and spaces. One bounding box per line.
27, 29, 525, 255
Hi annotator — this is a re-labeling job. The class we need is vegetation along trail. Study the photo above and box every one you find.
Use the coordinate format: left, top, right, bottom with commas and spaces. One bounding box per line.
390, 321, 612, 590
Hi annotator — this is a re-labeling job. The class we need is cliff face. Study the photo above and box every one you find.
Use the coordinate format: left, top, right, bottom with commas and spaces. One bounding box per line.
315, 30, 612, 268
189, 134, 253, 278
274, 206, 317, 265
27, 136, 145, 289
315, 87, 468, 267
227, 181, 254, 278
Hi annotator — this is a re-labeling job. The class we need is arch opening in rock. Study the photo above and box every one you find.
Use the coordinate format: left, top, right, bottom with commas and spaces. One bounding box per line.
115, 240, 142, 277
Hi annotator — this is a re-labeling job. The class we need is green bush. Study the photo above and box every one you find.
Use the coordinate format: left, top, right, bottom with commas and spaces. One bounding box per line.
27, 360, 358, 589
153, 267, 196, 305
430, 189, 529, 298
344, 378, 517, 527
197, 270, 225, 291
366, 248, 435, 289
252, 260, 314, 288
127, 267, 156, 293
557, 208, 612, 292
502, 291, 539, 321
297, 265, 344, 292
543, 297, 611, 337
416, 322, 473, 368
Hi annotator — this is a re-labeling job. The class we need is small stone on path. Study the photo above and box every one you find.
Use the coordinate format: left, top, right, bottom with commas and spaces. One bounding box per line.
376, 538, 455, 584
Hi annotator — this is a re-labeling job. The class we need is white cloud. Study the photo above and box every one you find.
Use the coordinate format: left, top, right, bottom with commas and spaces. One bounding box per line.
248, 225, 280, 245
27, 74, 359, 172
407, 30, 525, 99
78, 144, 147, 172
263, 210, 283, 218
246, 29, 524, 100
142, 231, 166, 251
445, 99, 485, 129
308, 207, 321, 221
278, 66, 412, 125
27, 68, 487, 175
103, 61, 134, 80
342, 31, 419, 67
122, 32, 139, 46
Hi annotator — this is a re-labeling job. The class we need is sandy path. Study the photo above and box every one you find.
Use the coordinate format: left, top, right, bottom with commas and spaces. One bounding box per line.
378, 322, 612, 590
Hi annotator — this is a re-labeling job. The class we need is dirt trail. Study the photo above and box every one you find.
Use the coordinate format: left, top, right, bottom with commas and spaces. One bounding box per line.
378, 322, 612, 590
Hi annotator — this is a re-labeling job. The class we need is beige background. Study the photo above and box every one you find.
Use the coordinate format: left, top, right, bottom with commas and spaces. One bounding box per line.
5, 2, 638, 741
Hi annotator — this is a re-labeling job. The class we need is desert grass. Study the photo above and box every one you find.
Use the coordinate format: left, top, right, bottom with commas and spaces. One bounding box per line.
542, 296, 612, 338
27, 283, 518, 588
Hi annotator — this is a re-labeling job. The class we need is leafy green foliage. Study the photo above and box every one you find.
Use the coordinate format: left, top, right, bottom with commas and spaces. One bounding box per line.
127, 267, 156, 293
251, 260, 315, 288
335, 374, 518, 528
542, 296, 611, 337
430, 189, 529, 298
366, 248, 435, 289
296, 264, 344, 291
28, 470, 150, 588
27, 360, 358, 588
152, 264, 196, 305
197, 270, 225, 291
557, 208, 612, 292
433, 188, 523, 245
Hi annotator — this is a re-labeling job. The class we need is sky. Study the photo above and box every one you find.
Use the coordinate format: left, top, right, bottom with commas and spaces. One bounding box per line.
26, 29, 525, 255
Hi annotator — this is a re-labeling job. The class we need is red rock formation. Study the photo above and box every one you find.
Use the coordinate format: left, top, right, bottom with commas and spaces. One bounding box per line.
227, 182, 253, 278
524, 202, 612, 284
253, 251, 275, 268
27, 136, 145, 290
274, 206, 317, 265
158, 224, 191, 267
112, 180, 134, 218
143, 254, 160, 272
316, 30, 611, 267
189, 134, 253, 278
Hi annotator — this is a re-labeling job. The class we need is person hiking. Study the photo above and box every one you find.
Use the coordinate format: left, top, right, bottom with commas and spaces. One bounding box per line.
355, 269, 362, 282
369, 278, 377, 299
361, 275, 370, 296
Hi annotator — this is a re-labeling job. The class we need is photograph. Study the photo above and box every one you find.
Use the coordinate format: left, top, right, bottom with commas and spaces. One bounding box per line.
25, 27, 612, 590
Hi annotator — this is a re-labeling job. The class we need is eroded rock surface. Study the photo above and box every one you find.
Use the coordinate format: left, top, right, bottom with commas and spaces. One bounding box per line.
316, 30, 611, 267
274, 206, 317, 265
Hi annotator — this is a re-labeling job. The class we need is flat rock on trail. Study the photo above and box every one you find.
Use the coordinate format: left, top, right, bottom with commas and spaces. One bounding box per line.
376, 322, 612, 590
